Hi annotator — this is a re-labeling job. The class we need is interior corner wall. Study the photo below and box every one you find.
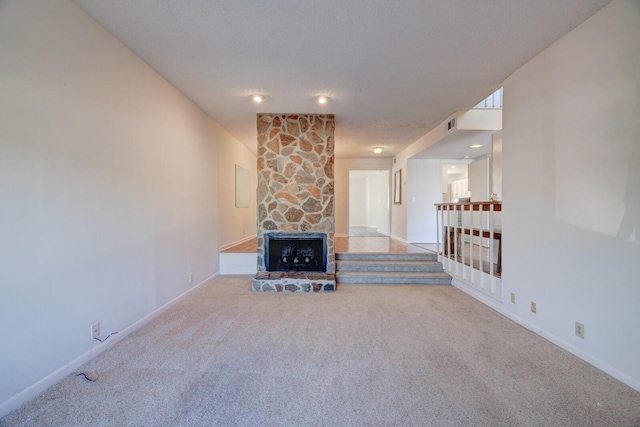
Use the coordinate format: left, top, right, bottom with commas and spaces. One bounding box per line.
0, 0, 225, 410
407, 159, 442, 243
218, 133, 257, 249
502, 0, 640, 390
334, 158, 392, 236
491, 131, 503, 200
392, 120, 449, 242
375, 170, 391, 235
468, 156, 490, 202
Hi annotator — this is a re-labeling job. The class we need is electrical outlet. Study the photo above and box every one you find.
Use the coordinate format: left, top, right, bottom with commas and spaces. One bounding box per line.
575, 321, 585, 339
91, 322, 100, 340
510, 293, 516, 304
189, 272, 194, 283
530, 301, 537, 314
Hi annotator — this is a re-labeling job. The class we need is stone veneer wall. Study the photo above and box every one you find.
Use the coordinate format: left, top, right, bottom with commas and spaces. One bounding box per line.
256, 113, 335, 274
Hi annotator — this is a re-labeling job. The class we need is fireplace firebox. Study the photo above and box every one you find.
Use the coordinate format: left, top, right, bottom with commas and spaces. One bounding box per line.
265, 232, 327, 272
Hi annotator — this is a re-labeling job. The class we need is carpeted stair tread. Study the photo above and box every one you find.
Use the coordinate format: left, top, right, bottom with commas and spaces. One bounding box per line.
336, 260, 444, 272
335, 252, 437, 262
335, 251, 450, 285
336, 271, 452, 285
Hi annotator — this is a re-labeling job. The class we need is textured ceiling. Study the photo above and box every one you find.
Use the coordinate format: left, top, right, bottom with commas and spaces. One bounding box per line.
73, 0, 611, 158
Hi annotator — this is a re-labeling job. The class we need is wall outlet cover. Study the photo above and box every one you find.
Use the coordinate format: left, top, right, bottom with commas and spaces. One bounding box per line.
575, 321, 585, 339
91, 322, 100, 340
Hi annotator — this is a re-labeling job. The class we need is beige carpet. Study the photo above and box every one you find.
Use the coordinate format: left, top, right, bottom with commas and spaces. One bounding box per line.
2, 276, 639, 426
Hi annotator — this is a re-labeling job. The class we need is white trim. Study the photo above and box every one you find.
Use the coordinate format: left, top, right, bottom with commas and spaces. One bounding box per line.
335, 233, 348, 238
219, 234, 256, 252
0, 273, 218, 418
220, 270, 258, 275
451, 278, 640, 393
389, 234, 408, 243
219, 252, 257, 275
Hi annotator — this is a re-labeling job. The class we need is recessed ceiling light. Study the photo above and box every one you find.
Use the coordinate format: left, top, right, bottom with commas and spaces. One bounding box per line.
469, 144, 483, 148
317, 96, 328, 104
373, 147, 383, 154
252, 94, 264, 103
450, 165, 457, 169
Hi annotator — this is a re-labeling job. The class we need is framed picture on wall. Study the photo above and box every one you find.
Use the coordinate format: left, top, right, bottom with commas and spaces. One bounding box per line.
393, 169, 401, 204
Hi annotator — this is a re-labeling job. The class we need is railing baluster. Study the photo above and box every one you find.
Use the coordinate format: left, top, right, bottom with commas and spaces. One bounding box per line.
453, 205, 458, 276
479, 205, 484, 290
489, 203, 495, 294
436, 205, 441, 264
461, 204, 466, 280
446, 205, 452, 272
471, 204, 476, 283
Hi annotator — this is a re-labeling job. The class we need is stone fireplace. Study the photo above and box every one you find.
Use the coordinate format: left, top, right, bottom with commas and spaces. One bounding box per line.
251, 113, 336, 292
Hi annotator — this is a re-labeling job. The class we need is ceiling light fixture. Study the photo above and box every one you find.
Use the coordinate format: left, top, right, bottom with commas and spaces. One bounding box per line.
317, 96, 328, 104
373, 147, 383, 154
469, 144, 483, 148
252, 94, 264, 103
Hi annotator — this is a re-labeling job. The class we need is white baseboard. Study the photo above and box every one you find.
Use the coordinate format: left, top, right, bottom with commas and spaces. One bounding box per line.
451, 278, 640, 393
220, 234, 256, 252
389, 234, 407, 243
335, 233, 348, 238
0, 273, 218, 419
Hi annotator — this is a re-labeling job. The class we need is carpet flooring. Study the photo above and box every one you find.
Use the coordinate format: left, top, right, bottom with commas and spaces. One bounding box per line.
2, 276, 639, 426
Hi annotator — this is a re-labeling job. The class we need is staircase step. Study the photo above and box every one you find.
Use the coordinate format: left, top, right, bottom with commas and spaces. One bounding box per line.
336, 260, 444, 272
336, 271, 452, 285
335, 252, 437, 262
335, 251, 450, 285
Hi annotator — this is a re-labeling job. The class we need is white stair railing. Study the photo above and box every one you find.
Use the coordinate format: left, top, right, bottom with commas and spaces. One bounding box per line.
435, 201, 502, 301
474, 87, 503, 109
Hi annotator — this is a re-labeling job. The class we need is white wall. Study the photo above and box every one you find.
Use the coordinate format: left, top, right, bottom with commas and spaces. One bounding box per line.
218, 136, 257, 249
334, 158, 393, 236
407, 159, 442, 243
375, 171, 390, 235
457, 109, 502, 130
491, 131, 503, 200
392, 117, 453, 241
0, 0, 246, 412
468, 156, 490, 202
502, 0, 640, 390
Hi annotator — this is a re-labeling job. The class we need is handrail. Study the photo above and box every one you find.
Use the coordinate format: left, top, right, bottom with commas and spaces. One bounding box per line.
435, 201, 501, 211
